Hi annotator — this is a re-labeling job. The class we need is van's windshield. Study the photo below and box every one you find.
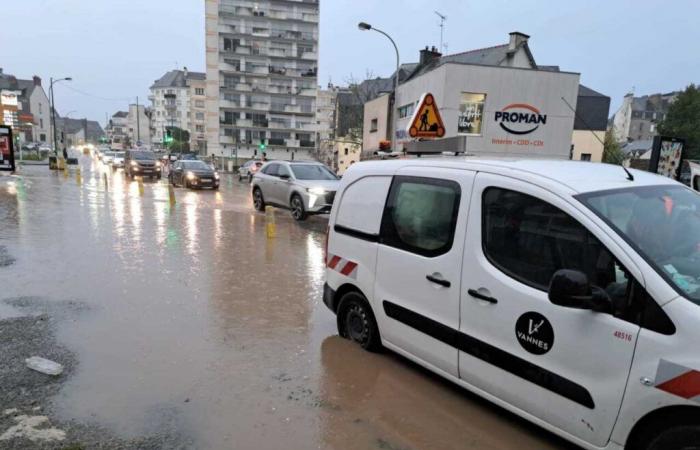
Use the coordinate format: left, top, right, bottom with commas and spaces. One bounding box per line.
578, 184, 700, 305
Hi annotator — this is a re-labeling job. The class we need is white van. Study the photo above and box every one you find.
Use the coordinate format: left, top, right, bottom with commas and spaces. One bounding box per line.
323, 158, 700, 450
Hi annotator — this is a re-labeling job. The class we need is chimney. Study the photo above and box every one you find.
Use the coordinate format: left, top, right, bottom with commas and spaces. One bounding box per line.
419, 46, 442, 66
33, 75, 42, 86
183, 66, 188, 78
508, 31, 530, 52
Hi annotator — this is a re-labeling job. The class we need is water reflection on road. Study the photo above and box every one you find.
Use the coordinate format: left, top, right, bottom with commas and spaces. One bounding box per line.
0, 159, 570, 449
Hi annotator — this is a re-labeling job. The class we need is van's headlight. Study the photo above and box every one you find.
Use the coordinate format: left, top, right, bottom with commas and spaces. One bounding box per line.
186, 171, 196, 180
308, 187, 326, 195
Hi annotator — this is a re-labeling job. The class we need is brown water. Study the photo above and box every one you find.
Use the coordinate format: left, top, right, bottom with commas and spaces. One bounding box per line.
0, 158, 571, 449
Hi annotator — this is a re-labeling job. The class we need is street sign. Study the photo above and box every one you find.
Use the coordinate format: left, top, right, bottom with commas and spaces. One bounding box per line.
0, 125, 16, 172
408, 93, 446, 139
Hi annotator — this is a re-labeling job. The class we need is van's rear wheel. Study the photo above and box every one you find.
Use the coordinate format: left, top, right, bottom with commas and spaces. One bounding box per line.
337, 292, 382, 352
646, 425, 700, 450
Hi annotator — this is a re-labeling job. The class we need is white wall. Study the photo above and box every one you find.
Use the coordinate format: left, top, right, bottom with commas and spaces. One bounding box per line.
394, 63, 580, 159
29, 87, 50, 143
362, 94, 389, 156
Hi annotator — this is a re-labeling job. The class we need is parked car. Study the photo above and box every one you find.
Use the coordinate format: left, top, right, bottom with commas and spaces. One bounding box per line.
169, 160, 219, 189
110, 151, 125, 170
251, 161, 339, 221
324, 158, 700, 450
124, 150, 162, 180
238, 160, 263, 182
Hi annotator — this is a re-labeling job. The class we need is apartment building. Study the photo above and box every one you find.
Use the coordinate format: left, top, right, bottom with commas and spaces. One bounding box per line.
149, 68, 207, 152
612, 90, 679, 143
205, 0, 320, 160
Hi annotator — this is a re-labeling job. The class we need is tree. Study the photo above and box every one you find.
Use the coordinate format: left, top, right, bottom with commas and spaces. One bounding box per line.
602, 129, 625, 165
167, 126, 190, 152
658, 84, 700, 159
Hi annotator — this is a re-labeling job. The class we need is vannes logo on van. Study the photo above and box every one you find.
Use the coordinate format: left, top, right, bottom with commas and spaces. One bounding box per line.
494, 104, 547, 135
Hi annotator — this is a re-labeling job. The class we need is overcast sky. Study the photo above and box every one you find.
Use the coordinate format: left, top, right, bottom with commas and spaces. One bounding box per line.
1, 0, 698, 125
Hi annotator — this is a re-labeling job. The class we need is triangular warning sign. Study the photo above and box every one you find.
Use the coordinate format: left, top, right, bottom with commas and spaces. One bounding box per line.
408, 93, 446, 139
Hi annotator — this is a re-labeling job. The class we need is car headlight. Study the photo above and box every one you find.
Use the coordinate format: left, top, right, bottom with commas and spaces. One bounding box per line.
186, 171, 196, 180
307, 187, 327, 195
155, 161, 161, 168
214, 172, 220, 179
130, 160, 138, 166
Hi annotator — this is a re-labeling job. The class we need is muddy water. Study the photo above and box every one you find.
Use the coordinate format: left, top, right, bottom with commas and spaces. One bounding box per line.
0, 159, 571, 449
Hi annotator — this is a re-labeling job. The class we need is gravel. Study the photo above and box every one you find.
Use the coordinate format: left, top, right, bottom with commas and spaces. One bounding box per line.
0, 295, 193, 449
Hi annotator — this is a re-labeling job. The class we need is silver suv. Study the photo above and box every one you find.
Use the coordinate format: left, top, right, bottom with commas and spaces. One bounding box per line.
251, 161, 339, 221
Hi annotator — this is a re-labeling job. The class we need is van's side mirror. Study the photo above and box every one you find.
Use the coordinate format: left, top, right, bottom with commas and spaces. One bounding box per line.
548, 269, 612, 314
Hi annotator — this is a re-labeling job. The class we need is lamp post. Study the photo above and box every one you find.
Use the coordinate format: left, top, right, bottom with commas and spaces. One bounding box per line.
49, 77, 72, 156
358, 22, 400, 153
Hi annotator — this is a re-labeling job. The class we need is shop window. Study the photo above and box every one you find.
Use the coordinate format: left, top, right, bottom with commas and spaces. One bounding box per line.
458, 92, 486, 135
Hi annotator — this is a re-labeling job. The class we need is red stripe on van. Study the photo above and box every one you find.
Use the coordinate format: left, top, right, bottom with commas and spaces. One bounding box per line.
328, 255, 341, 269
340, 261, 358, 276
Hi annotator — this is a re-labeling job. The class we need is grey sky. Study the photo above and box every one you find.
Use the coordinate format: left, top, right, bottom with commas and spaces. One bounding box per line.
1, 0, 698, 126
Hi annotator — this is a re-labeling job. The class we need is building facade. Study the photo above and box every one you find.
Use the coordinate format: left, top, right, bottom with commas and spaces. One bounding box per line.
571, 85, 611, 162
0, 70, 51, 146
612, 91, 678, 143
106, 111, 129, 149
362, 32, 609, 161
149, 68, 206, 152
205, 0, 319, 160
127, 104, 151, 146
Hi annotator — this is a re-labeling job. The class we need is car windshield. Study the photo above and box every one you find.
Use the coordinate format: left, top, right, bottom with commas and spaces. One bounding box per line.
114, 152, 125, 157
132, 151, 155, 160
579, 184, 700, 305
182, 161, 210, 170
290, 164, 337, 180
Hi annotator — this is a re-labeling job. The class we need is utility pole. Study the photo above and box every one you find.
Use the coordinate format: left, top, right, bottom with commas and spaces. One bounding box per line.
136, 96, 140, 146
435, 11, 447, 53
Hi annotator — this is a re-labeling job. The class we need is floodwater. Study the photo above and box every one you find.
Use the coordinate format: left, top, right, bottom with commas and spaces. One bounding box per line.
0, 158, 572, 449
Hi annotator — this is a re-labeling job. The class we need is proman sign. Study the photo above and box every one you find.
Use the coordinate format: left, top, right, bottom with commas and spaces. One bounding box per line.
494, 103, 547, 135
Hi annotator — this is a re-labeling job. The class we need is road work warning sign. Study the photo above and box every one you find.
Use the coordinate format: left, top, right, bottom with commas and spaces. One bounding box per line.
408, 93, 446, 139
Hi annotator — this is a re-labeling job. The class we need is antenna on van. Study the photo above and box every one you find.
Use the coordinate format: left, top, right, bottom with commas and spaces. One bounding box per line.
622, 166, 634, 181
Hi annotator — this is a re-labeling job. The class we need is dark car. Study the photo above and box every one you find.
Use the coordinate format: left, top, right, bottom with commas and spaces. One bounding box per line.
125, 150, 162, 180
169, 160, 220, 190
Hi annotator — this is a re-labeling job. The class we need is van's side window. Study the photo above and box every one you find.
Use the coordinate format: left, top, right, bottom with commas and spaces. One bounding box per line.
482, 187, 628, 294
380, 176, 460, 257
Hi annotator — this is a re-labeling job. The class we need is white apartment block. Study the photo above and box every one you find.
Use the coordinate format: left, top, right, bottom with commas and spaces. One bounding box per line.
205, 0, 320, 161
149, 68, 207, 152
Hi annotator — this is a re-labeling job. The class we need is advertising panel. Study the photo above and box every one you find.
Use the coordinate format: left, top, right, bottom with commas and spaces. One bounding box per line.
649, 136, 685, 180
0, 126, 16, 172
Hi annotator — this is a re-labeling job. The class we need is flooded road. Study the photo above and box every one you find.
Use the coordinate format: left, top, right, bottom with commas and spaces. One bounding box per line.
0, 158, 572, 449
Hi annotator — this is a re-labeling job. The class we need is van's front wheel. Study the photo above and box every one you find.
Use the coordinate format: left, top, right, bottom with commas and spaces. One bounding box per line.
337, 292, 382, 352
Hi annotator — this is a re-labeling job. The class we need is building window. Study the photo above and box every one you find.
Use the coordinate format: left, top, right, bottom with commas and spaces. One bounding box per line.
40, 133, 46, 142
196, 125, 204, 132
398, 103, 415, 119
195, 88, 204, 96
195, 112, 205, 120
581, 153, 592, 161
39, 103, 42, 113
650, 124, 656, 133
195, 100, 205, 108
370, 118, 378, 132
344, 148, 348, 155
458, 92, 486, 135
40, 119, 43, 128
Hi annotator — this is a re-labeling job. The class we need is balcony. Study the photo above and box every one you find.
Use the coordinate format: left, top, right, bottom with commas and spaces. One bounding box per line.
297, 87, 316, 96
247, 66, 269, 75
285, 139, 300, 147
219, 135, 236, 145
268, 121, 292, 130
246, 101, 270, 110
252, 120, 269, 128
284, 105, 301, 113
220, 99, 241, 109
268, 85, 293, 95
236, 119, 253, 127
299, 51, 317, 60
268, 138, 286, 146
299, 140, 316, 148
235, 83, 252, 92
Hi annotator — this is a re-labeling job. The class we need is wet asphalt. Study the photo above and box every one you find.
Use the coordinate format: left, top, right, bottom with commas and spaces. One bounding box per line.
0, 157, 574, 449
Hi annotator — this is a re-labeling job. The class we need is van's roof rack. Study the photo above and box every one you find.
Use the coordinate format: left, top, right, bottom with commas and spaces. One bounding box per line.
405, 136, 468, 156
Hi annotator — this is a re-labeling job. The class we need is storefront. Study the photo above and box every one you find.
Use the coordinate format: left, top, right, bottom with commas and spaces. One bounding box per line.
394, 62, 580, 159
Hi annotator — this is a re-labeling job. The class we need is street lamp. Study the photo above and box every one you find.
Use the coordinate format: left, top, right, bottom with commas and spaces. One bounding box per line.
49, 77, 72, 157
358, 21, 400, 153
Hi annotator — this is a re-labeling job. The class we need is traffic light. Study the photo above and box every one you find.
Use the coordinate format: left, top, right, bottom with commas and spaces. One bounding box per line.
164, 129, 173, 144
259, 139, 266, 151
